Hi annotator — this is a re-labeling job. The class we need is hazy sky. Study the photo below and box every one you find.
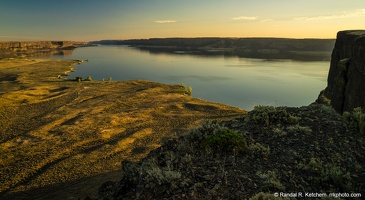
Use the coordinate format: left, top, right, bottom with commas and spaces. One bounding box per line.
1, 0, 364, 41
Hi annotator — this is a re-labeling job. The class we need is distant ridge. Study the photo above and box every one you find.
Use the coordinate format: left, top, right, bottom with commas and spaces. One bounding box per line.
93, 37, 335, 61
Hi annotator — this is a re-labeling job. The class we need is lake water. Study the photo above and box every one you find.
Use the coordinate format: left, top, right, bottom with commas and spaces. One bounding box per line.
42, 45, 330, 110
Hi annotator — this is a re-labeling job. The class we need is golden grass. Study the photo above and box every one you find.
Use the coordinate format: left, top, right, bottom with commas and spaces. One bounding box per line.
0, 58, 245, 197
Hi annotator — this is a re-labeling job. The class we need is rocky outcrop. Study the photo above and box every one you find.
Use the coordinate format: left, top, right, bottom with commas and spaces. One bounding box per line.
0, 41, 89, 58
320, 30, 365, 114
0, 41, 75, 50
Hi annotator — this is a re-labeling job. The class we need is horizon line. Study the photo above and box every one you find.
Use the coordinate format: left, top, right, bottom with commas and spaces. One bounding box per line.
0, 36, 339, 43
95, 36, 337, 41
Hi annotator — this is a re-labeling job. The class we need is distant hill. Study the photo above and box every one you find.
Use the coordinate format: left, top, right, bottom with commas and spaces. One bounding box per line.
93, 38, 335, 61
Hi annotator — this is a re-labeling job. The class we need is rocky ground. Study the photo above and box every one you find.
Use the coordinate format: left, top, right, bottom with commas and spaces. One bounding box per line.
0, 58, 245, 199
90, 104, 365, 199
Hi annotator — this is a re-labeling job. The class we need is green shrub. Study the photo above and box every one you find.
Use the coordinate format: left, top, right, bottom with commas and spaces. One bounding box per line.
120, 159, 190, 197
298, 157, 323, 174
145, 167, 182, 195
249, 143, 270, 158
343, 107, 365, 135
286, 124, 312, 135
319, 104, 336, 114
326, 166, 352, 190
298, 157, 352, 190
272, 127, 287, 137
256, 170, 285, 190
203, 129, 248, 154
247, 106, 300, 126
184, 120, 224, 143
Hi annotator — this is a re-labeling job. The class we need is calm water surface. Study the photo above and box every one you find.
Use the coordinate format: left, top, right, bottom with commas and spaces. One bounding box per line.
43, 45, 329, 110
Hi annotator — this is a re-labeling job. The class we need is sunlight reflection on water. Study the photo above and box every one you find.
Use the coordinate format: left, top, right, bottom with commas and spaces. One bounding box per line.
39, 45, 330, 110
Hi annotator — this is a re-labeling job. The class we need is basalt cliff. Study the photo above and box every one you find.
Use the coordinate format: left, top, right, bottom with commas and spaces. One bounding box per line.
0, 41, 89, 58
319, 30, 365, 114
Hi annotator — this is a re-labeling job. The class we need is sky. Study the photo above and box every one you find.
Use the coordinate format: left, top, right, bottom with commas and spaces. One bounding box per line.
0, 0, 364, 41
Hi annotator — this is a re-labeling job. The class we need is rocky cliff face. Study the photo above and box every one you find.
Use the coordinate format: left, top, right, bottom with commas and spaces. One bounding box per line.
320, 30, 365, 114
0, 41, 88, 58
0, 41, 75, 50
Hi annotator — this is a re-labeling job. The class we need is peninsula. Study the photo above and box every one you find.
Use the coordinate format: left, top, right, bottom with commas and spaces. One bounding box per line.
0, 58, 244, 199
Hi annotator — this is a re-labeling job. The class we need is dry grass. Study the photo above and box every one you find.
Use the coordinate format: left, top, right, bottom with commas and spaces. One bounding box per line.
0, 58, 245, 199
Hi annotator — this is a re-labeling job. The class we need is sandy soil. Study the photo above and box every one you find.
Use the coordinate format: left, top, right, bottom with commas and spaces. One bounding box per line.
0, 58, 245, 199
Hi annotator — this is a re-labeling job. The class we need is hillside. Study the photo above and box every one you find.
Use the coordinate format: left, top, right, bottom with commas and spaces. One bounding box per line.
91, 104, 364, 199
93, 38, 335, 61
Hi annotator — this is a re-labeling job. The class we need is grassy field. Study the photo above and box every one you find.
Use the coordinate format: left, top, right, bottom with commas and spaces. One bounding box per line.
0, 58, 245, 199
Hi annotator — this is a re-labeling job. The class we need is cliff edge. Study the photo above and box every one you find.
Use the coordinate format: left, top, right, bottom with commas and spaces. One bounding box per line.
319, 30, 365, 114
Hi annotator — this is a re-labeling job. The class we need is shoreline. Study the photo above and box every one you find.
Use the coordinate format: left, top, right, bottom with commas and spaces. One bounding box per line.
61, 59, 89, 77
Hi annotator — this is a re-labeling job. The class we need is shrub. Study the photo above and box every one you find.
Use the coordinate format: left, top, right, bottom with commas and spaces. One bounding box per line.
343, 107, 365, 135
298, 157, 323, 174
187, 86, 192, 95
75, 76, 82, 82
184, 120, 225, 143
298, 157, 352, 190
249, 143, 270, 158
144, 166, 182, 195
286, 124, 312, 135
247, 106, 300, 126
120, 159, 190, 198
272, 127, 287, 137
179, 83, 192, 95
203, 129, 248, 154
256, 170, 285, 190
317, 90, 331, 105
85, 76, 92, 81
